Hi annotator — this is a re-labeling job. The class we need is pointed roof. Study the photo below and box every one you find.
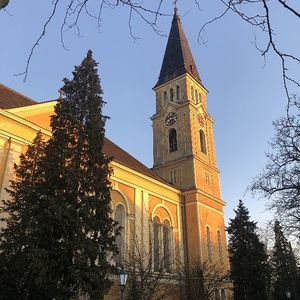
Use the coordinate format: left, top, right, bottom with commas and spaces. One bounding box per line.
154, 9, 202, 88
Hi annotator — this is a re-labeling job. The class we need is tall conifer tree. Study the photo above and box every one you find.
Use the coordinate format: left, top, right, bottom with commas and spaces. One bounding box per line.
227, 200, 270, 300
271, 220, 299, 300
0, 51, 117, 299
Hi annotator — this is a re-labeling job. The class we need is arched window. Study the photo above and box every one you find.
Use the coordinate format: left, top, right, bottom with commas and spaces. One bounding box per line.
176, 85, 180, 100
153, 217, 161, 271
199, 92, 202, 103
206, 226, 213, 262
191, 86, 194, 101
170, 88, 174, 102
169, 129, 178, 152
221, 289, 226, 300
164, 91, 168, 102
217, 230, 224, 264
195, 89, 198, 103
200, 130, 207, 154
163, 220, 171, 272
115, 204, 126, 266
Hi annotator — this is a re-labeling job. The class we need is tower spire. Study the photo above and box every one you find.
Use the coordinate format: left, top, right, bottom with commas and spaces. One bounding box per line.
154, 7, 202, 88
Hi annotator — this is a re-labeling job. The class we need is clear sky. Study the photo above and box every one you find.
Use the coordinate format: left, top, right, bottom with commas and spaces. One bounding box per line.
1, 1, 298, 227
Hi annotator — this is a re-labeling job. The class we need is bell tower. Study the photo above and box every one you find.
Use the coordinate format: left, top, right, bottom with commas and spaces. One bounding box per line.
151, 9, 228, 265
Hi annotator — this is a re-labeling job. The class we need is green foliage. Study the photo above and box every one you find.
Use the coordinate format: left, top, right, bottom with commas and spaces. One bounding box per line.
271, 220, 299, 300
227, 200, 271, 300
0, 132, 47, 299
0, 50, 117, 299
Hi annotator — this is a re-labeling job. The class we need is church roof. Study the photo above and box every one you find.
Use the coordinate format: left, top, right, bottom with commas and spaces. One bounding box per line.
0, 84, 171, 187
154, 9, 202, 88
0, 83, 37, 109
103, 138, 169, 184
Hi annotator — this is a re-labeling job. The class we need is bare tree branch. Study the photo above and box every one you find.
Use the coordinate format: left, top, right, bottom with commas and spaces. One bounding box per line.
14, 0, 300, 99
122, 228, 176, 300
250, 100, 300, 237
198, 6, 231, 44
198, 0, 300, 110
18, 0, 168, 81
15, 0, 60, 82
179, 260, 231, 300
277, 0, 300, 18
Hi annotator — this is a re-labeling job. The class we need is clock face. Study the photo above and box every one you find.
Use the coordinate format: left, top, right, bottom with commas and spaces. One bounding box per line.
197, 113, 205, 128
164, 112, 177, 126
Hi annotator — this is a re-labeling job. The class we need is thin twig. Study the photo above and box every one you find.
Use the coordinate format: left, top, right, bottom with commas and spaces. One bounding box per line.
15, 0, 61, 82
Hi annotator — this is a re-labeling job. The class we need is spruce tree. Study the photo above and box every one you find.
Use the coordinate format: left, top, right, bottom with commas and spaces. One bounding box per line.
0, 50, 117, 299
271, 220, 299, 300
227, 200, 270, 300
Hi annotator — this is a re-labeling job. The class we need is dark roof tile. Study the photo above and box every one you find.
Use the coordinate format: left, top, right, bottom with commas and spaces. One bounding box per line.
0, 83, 37, 109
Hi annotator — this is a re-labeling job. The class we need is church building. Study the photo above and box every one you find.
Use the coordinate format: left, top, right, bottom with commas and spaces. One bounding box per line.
0, 8, 229, 299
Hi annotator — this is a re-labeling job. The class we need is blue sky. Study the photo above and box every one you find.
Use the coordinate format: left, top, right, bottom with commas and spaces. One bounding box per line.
1, 1, 298, 227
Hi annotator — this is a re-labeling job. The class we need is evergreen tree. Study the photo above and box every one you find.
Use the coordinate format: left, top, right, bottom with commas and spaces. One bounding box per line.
0, 132, 46, 299
227, 200, 270, 300
0, 50, 117, 299
271, 220, 299, 300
